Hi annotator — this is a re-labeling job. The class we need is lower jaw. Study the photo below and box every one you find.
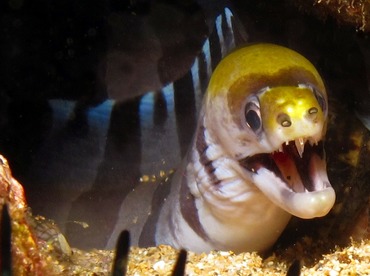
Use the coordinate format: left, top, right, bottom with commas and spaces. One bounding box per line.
251, 166, 335, 219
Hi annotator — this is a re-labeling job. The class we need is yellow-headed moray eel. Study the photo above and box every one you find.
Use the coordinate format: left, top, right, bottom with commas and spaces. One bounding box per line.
155, 44, 336, 253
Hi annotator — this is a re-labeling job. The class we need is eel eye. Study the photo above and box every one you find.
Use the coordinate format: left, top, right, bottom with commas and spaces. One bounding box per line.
245, 100, 262, 133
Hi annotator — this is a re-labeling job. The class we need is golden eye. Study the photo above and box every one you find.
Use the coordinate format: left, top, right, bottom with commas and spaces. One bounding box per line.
245, 100, 262, 133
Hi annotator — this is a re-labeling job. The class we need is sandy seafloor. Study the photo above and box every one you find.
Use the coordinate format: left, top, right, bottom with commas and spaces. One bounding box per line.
47, 238, 370, 275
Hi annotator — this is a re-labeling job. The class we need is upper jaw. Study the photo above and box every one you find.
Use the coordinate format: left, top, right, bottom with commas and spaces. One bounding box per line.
277, 136, 320, 158
239, 136, 336, 218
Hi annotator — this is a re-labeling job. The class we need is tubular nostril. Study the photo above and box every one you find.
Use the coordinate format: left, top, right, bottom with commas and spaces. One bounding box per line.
277, 113, 292, 127
281, 120, 292, 127
307, 107, 318, 121
308, 107, 318, 114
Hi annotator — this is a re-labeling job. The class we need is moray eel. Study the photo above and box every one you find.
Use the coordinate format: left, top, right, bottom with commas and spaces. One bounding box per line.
156, 43, 336, 253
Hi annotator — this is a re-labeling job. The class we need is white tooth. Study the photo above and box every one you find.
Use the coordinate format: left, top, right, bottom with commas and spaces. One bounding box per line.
295, 137, 305, 158
285, 141, 289, 146
308, 138, 314, 146
279, 146, 283, 152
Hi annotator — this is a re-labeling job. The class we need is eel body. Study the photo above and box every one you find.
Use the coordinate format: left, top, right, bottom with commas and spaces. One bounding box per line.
155, 44, 336, 253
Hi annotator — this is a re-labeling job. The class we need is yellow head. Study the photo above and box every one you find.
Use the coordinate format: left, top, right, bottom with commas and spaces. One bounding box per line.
187, 43, 335, 254
197, 44, 334, 221
203, 43, 328, 157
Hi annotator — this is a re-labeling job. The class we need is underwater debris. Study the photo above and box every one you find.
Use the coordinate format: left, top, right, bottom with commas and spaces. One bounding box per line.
172, 249, 187, 276
112, 230, 130, 276
111, 230, 187, 276
0, 155, 56, 274
292, 0, 370, 32
286, 260, 301, 276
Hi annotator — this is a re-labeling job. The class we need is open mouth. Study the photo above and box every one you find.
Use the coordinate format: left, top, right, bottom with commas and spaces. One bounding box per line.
239, 138, 335, 218
241, 138, 325, 193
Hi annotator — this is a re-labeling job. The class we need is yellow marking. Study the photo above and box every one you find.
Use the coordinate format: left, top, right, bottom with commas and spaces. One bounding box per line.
140, 175, 150, 182
260, 86, 325, 141
207, 44, 325, 98
70, 221, 89, 229
140, 170, 175, 183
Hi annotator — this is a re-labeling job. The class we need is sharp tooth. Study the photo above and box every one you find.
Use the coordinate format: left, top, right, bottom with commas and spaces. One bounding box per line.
313, 138, 318, 146
295, 137, 305, 158
308, 138, 314, 146
279, 146, 283, 152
